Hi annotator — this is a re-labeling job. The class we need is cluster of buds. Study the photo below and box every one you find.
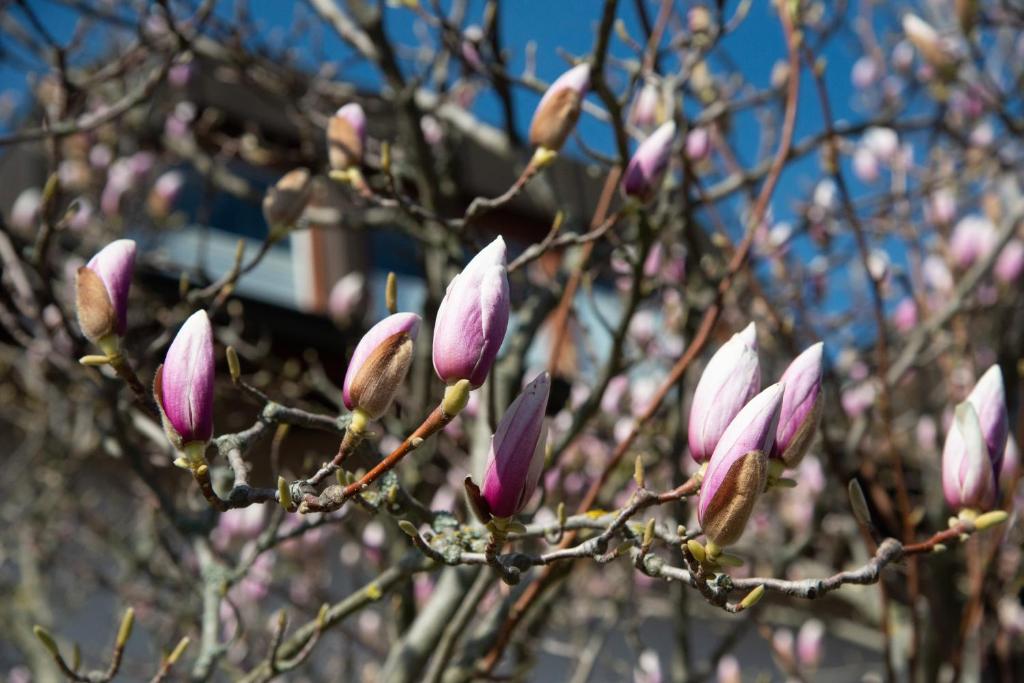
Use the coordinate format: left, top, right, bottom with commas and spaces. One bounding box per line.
689, 326, 825, 554
942, 365, 1008, 516
528, 63, 591, 167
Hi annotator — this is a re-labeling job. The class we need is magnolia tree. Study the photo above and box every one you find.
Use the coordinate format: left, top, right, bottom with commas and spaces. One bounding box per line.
2, 1, 1023, 681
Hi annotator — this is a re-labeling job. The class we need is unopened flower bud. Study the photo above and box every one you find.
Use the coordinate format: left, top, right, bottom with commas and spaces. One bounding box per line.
342, 312, 420, 420
950, 215, 996, 269
327, 103, 367, 171
773, 342, 824, 468
685, 127, 711, 162
155, 311, 215, 458
697, 383, 784, 548
797, 619, 825, 669
902, 13, 957, 70
262, 168, 312, 232
630, 81, 661, 129
433, 237, 510, 388
529, 63, 590, 154
942, 365, 1007, 512
328, 272, 368, 326
76, 239, 137, 348
622, 121, 676, 203
995, 240, 1024, 284
148, 170, 185, 217
480, 372, 550, 518
688, 323, 761, 463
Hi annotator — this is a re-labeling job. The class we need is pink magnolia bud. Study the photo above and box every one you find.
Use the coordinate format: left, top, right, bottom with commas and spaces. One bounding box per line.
923, 254, 954, 292
10, 187, 41, 231
342, 312, 420, 420
622, 121, 676, 202
262, 168, 312, 230
155, 310, 215, 448
797, 619, 825, 669
995, 239, 1024, 284
851, 56, 878, 89
630, 81, 661, 129
685, 127, 711, 162
716, 656, 741, 683
461, 26, 485, 73
893, 297, 918, 333
76, 239, 137, 344
773, 342, 824, 468
852, 147, 879, 182
687, 323, 761, 463
950, 215, 997, 269
927, 188, 957, 225
433, 237, 510, 388
529, 63, 590, 152
697, 383, 783, 548
1000, 434, 1020, 494
148, 170, 185, 217
862, 127, 899, 162
480, 372, 551, 518
902, 13, 956, 70
327, 103, 367, 170
942, 365, 1008, 512
328, 272, 368, 326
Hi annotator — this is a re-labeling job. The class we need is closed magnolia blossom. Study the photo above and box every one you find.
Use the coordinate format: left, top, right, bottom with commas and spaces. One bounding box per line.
942, 364, 1008, 512
327, 103, 367, 171
1001, 434, 1020, 494
433, 237, 510, 388
630, 81, 661, 129
688, 323, 761, 463
480, 372, 550, 518
529, 63, 590, 154
155, 310, 215, 460
995, 240, 1024, 284
262, 168, 312, 231
343, 312, 420, 422
772, 342, 824, 468
75, 239, 137, 349
698, 383, 784, 550
902, 13, 957, 70
622, 121, 676, 202
950, 215, 996, 269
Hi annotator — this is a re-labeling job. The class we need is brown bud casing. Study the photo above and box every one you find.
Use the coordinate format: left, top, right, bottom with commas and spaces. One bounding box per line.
328, 116, 364, 170
700, 450, 767, 547
75, 266, 117, 344
529, 88, 583, 152
262, 168, 313, 229
346, 331, 414, 419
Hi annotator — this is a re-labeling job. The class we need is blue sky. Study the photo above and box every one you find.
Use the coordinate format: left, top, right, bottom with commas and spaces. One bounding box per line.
4, 1, 927, 348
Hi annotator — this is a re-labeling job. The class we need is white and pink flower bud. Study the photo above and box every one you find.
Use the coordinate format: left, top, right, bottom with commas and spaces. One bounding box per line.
529, 63, 590, 153
433, 237, 510, 388
75, 239, 137, 346
11, 187, 41, 231
697, 383, 784, 548
155, 311, 215, 454
342, 312, 420, 420
630, 81, 661, 129
851, 56, 878, 89
902, 13, 957, 70
327, 103, 367, 170
797, 619, 825, 669
262, 168, 312, 231
148, 170, 185, 217
480, 372, 551, 518
893, 297, 918, 333
685, 127, 711, 162
328, 272, 368, 326
942, 365, 1008, 512
950, 215, 997, 269
773, 342, 824, 468
995, 240, 1024, 284
622, 121, 676, 202
687, 323, 761, 463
